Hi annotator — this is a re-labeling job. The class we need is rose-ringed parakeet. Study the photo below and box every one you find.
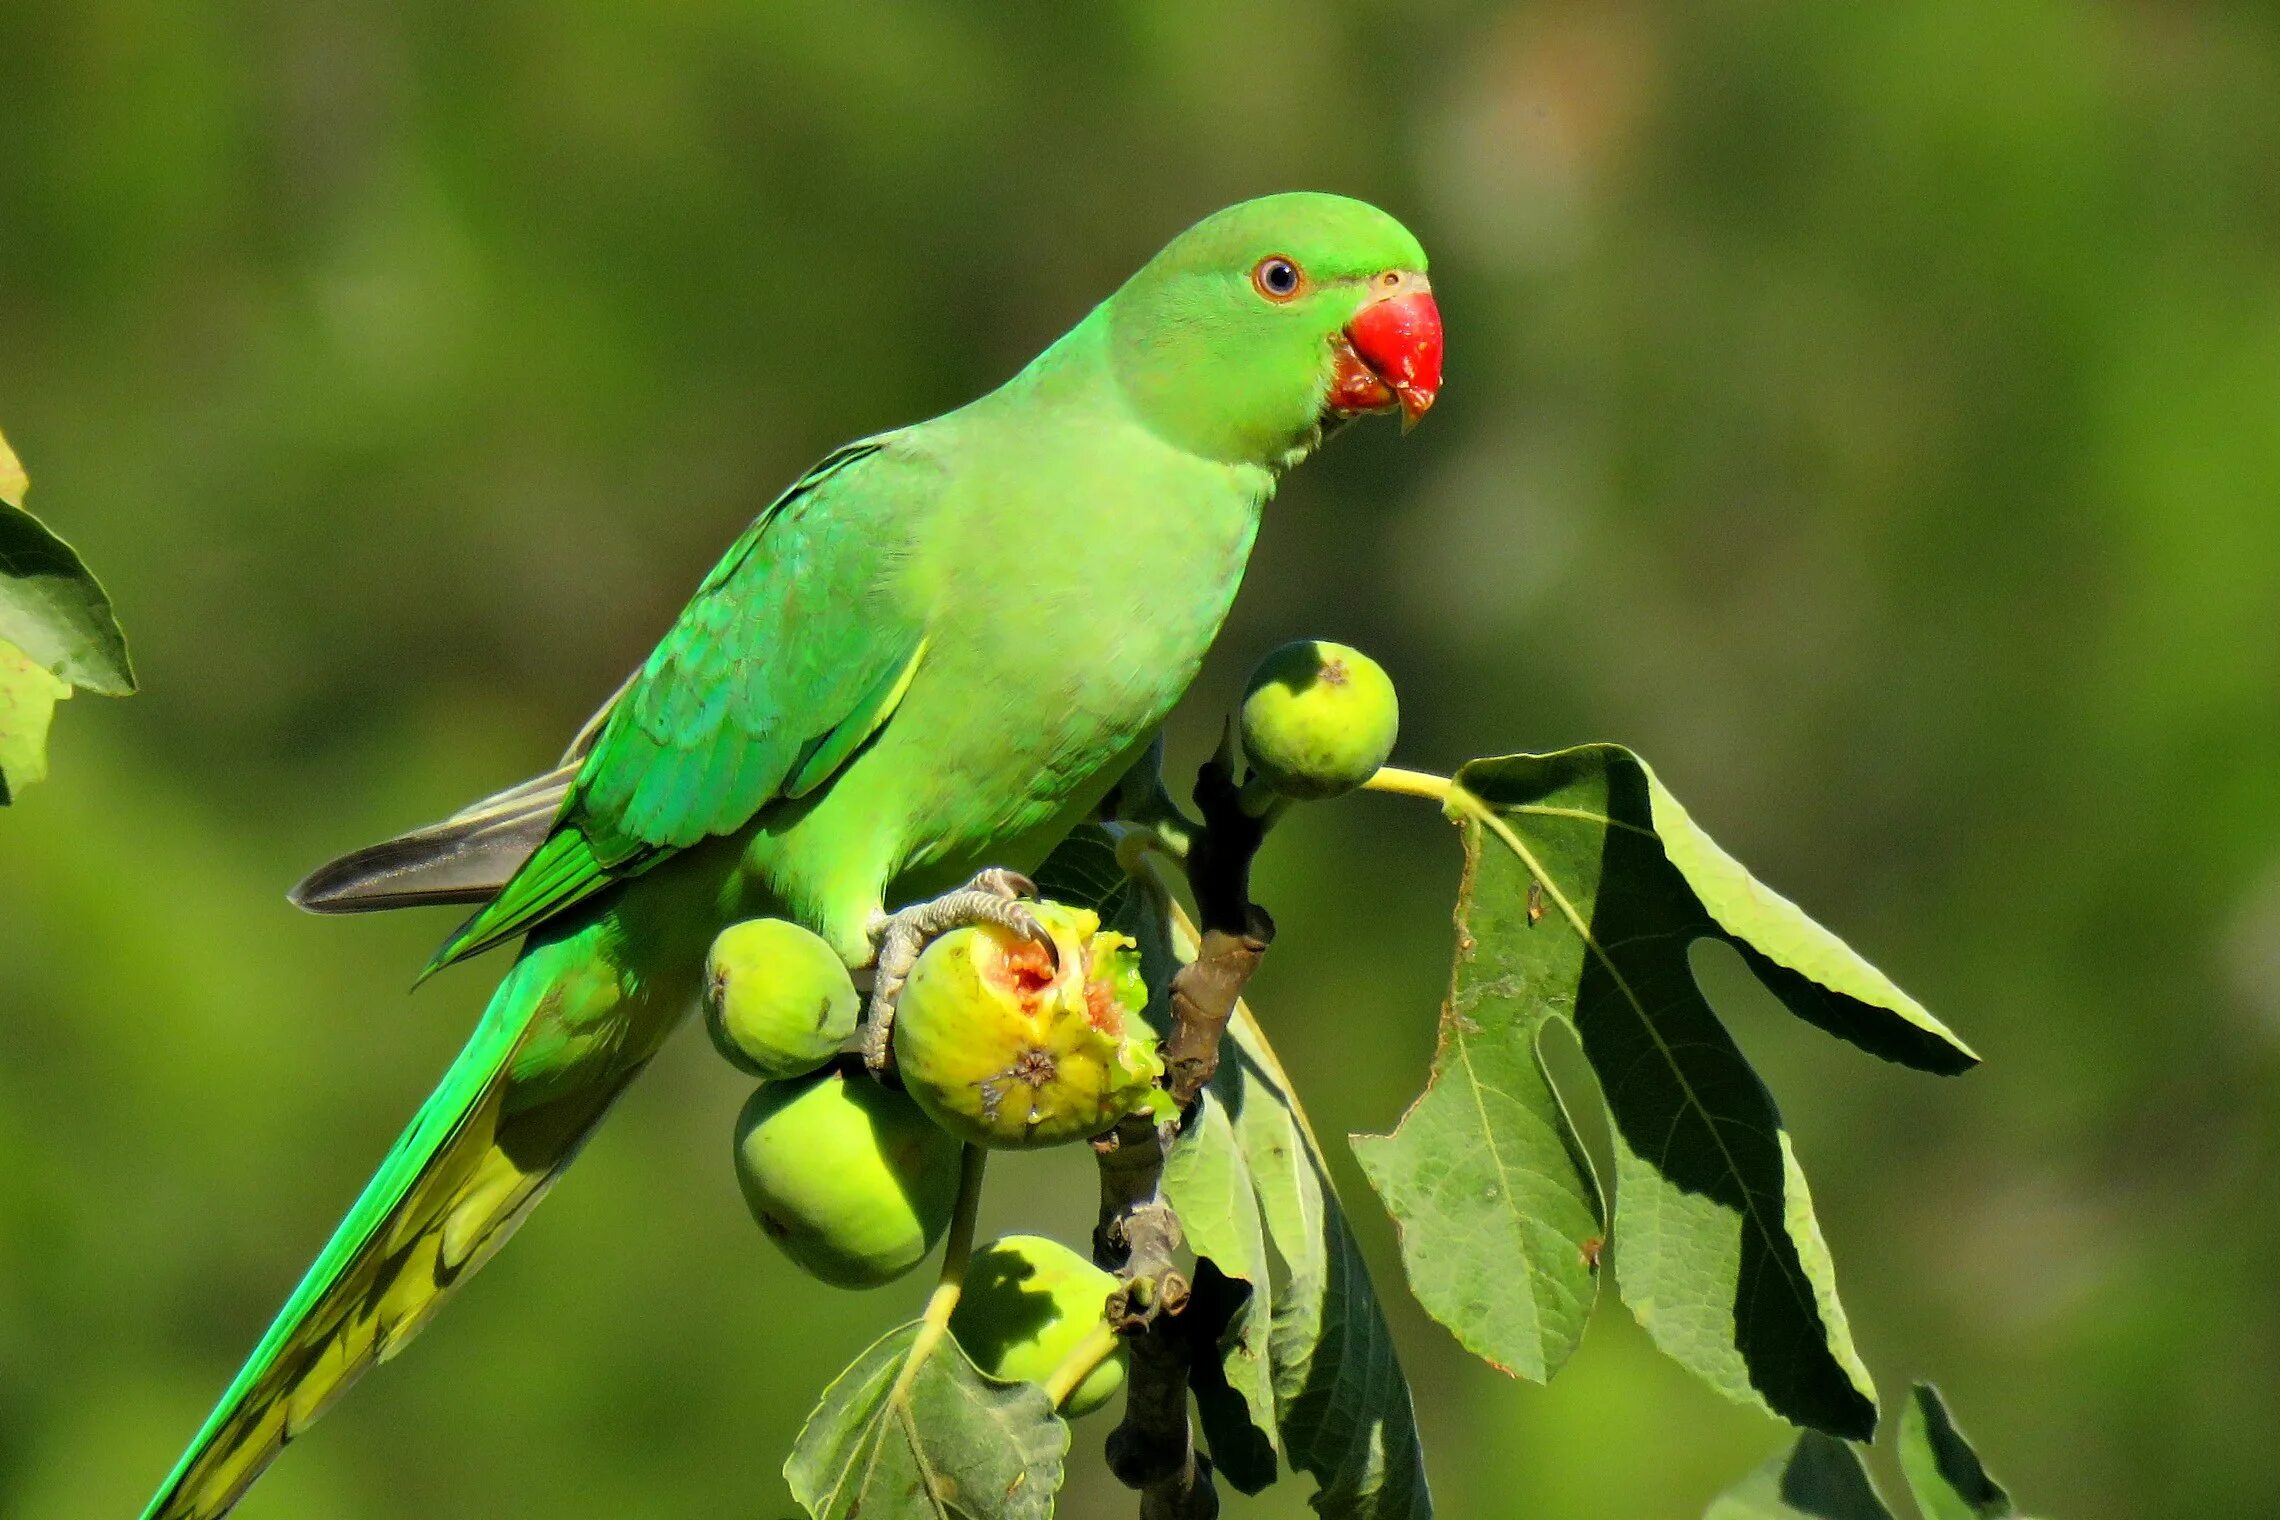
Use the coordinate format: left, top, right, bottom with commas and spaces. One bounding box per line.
139, 191, 1442, 1518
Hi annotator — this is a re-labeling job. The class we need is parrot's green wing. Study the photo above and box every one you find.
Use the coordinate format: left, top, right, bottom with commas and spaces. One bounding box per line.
428, 438, 928, 971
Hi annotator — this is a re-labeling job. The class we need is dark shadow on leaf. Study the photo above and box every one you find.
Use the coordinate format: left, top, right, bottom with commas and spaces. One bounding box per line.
1478, 750, 1876, 1439
1185, 1259, 1277, 1494
1778, 1434, 1894, 1519
1904, 1382, 2013, 1517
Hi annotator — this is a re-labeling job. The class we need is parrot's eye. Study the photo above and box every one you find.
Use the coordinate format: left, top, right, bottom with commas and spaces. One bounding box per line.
1251, 256, 1304, 302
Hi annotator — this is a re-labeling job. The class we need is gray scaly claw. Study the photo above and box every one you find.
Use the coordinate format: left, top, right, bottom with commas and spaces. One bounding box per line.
862, 869, 1053, 1072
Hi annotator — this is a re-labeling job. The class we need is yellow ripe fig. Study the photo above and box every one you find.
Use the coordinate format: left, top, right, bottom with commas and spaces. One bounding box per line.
1238, 638, 1400, 801
892, 901, 1162, 1149
703, 917, 859, 1080
730, 1065, 962, 1289
950, 1235, 1127, 1417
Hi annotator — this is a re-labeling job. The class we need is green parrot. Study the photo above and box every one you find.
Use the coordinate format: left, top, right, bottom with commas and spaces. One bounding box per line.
139, 190, 1442, 1518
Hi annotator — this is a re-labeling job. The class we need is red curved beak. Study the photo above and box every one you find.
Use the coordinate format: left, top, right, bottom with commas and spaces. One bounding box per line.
1331, 279, 1443, 430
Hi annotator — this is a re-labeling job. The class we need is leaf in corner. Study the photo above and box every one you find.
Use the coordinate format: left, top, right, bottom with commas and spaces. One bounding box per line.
785, 1322, 1066, 1520
1898, 1383, 2014, 1520
0, 428, 135, 803
1705, 1432, 1895, 1520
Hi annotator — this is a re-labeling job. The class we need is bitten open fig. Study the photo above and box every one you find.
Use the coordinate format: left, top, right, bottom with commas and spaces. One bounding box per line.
704, 917, 860, 1080
892, 901, 1163, 1148
1239, 638, 1400, 801
950, 1234, 1127, 1417
731, 1065, 962, 1288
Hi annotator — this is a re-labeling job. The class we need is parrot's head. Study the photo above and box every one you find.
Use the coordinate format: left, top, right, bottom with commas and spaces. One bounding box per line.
1105, 192, 1442, 469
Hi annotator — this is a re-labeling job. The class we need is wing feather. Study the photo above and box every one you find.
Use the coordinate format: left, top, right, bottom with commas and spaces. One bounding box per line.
428, 438, 929, 967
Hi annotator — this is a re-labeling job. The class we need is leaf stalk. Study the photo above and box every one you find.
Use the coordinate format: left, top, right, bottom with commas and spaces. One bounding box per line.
889, 1144, 988, 1407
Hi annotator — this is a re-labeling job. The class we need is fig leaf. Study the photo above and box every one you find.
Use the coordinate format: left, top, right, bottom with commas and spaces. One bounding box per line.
1356, 745, 1975, 1440
786, 1320, 1066, 1520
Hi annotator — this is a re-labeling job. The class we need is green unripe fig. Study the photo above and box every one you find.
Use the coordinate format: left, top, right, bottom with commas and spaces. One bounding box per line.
893, 901, 1163, 1149
950, 1235, 1127, 1417
1238, 638, 1399, 801
704, 917, 860, 1080
730, 1065, 962, 1289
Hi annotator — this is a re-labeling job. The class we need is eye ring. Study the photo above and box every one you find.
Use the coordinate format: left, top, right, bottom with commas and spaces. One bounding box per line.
1251, 255, 1304, 302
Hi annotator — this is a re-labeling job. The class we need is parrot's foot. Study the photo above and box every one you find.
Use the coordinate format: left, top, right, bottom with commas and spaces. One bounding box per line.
862, 870, 1051, 1073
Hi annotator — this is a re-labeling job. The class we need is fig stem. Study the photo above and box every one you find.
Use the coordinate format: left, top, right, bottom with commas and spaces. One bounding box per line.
1233, 772, 1290, 824
1360, 763, 1453, 803
889, 1144, 988, 1407
1041, 1317, 1121, 1409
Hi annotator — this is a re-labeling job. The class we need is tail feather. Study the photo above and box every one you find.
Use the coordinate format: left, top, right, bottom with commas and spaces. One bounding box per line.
289, 668, 637, 915
289, 766, 572, 914
140, 970, 643, 1520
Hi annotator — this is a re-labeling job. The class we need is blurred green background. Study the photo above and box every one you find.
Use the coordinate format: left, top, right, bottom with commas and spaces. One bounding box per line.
5, 2, 2278, 1515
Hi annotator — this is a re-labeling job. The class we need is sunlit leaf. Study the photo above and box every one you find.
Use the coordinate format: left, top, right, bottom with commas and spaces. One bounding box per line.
1705, 1432, 1895, 1520
0, 642, 71, 804
785, 1321, 1066, 1520
1348, 787, 1605, 1382
1364, 746, 1975, 1438
1898, 1383, 2015, 1520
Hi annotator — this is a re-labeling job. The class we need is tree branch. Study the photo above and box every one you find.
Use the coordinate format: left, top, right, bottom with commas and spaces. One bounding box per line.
1162, 751, 1275, 1104
1094, 750, 1274, 1520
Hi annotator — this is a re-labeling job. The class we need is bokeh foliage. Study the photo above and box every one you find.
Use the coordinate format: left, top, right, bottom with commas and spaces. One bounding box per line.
3, 2, 2278, 1516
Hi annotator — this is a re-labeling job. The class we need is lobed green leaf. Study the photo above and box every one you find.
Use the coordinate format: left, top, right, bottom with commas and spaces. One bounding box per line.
1364, 745, 1976, 1438
1348, 780, 1605, 1383
785, 1321, 1067, 1520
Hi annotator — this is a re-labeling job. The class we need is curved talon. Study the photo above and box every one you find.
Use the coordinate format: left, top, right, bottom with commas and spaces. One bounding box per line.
969, 867, 1037, 901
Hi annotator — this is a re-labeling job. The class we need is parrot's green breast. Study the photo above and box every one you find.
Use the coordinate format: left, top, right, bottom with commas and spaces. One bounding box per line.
735, 313, 1274, 957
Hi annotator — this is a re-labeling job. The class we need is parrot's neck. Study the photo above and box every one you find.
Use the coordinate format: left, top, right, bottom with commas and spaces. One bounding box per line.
1006, 303, 1322, 478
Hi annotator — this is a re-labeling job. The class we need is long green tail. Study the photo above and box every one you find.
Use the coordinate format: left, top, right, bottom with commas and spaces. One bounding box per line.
139, 942, 656, 1520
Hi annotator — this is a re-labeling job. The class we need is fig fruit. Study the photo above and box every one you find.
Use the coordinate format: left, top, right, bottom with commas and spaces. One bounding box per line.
892, 901, 1162, 1148
731, 1065, 962, 1288
1238, 638, 1399, 801
950, 1234, 1127, 1417
704, 917, 860, 1080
